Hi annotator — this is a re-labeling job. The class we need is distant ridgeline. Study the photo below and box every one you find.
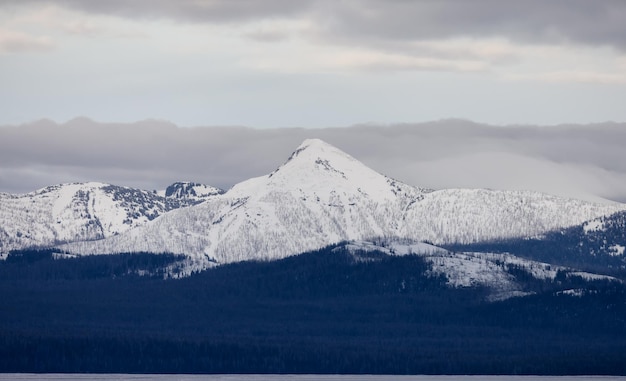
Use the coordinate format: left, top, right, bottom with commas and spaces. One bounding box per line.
1, 245, 625, 375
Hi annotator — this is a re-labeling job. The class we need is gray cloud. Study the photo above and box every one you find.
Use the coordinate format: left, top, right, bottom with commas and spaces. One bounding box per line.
317, 1, 626, 47
4, 0, 314, 23
5, 0, 626, 49
1, 118, 625, 204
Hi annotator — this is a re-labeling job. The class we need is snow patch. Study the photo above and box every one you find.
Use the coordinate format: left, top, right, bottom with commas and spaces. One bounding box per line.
609, 244, 625, 256
557, 289, 585, 297
567, 272, 617, 282
387, 242, 448, 256
583, 218, 605, 233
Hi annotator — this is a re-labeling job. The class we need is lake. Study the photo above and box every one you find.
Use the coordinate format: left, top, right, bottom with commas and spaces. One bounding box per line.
1, 375, 624, 381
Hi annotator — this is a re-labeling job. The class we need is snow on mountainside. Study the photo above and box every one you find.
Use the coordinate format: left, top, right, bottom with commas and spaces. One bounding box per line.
581, 210, 626, 256
61, 139, 626, 271
0, 182, 219, 257
533, 210, 626, 265
438, 208, 626, 282
337, 240, 620, 301
404, 188, 619, 245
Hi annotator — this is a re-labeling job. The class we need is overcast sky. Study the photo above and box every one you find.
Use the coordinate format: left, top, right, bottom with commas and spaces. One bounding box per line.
1, 0, 626, 126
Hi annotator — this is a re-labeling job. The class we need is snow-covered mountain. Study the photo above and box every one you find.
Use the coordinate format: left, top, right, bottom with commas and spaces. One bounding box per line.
0, 181, 219, 257
61, 139, 626, 271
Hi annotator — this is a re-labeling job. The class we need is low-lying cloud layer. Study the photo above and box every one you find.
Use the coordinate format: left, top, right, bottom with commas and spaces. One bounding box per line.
2, 118, 625, 204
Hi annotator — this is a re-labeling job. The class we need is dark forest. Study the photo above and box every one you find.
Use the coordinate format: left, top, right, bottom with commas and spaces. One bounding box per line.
1, 247, 625, 374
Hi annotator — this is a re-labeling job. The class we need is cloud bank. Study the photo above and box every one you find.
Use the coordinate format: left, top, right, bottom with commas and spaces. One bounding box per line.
9, 0, 626, 49
1, 118, 625, 204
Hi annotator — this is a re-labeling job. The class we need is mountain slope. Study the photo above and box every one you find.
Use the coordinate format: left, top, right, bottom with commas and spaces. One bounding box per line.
0, 182, 219, 257
404, 188, 619, 245
581, 210, 626, 258
339, 240, 620, 301
446, 209, 626, 279
61, 139, 625, 271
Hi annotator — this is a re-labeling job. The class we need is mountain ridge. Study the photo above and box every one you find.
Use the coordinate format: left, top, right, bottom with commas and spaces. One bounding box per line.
0, 181, 220, 257
59, 139, 626, 272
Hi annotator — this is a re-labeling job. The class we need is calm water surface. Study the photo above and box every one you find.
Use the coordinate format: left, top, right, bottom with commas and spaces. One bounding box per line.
1, 376, 624, 381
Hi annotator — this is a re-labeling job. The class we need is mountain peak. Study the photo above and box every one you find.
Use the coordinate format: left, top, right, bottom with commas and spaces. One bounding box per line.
284, 138, 352, 164
164, 182, 224, 201
295, 138, 337, 152
226, 138, 422, 206
271, 139, 361, 179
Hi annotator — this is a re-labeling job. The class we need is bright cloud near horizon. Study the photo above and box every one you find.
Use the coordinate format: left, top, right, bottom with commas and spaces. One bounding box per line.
1, 0, 626, 127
